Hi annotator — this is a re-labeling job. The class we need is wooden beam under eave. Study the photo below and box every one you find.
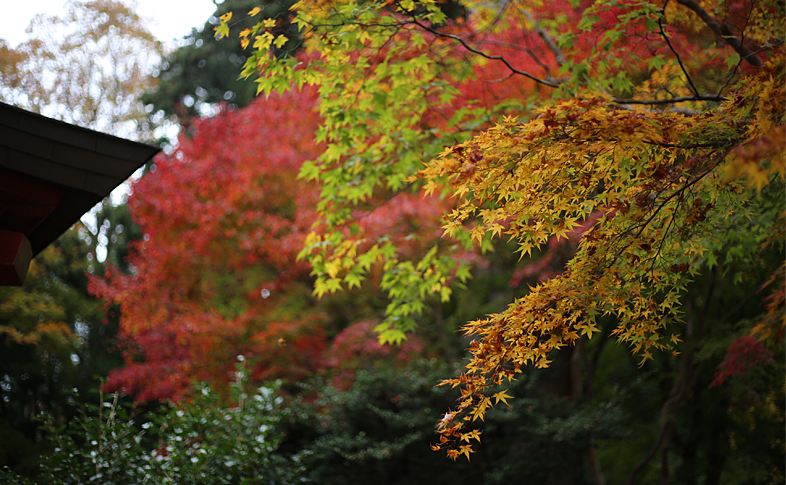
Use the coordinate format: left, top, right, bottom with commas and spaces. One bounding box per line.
0, 230, 32, 286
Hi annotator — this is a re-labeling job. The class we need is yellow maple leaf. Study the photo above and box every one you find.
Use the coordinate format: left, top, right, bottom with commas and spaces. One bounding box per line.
492, 390, 513, 405
458, 445, 475, 461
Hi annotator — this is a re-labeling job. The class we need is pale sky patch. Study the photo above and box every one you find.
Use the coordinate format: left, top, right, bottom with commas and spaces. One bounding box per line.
6, 0, 220, 48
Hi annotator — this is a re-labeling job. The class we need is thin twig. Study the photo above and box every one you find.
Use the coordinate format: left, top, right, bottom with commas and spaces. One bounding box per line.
612, 94, 725, 105
408, 18, 562, 87
659, 0, 700, 97
522, 9, 567, 66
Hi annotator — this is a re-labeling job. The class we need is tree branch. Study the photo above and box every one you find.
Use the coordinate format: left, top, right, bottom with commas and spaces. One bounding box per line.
522, 9, 567, 67
675, 0, 763, 67
612, 94, 725, 105
408, 18, 562, 87
401, 5, 731, 107
588, 440, 607, 485
659, 0, 700, 97
626, 421, 674, 485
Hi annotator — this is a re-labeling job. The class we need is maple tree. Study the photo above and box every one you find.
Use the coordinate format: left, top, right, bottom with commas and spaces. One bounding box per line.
91, 82, 451, 400
90, 88, 323, 400
219, 0, 785, 465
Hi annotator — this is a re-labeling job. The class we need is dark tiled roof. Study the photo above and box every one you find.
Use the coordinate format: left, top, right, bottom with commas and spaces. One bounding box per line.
0, 101, 160, 256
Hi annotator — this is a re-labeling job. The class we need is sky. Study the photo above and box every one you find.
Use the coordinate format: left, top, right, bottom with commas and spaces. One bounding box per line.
6, 0, 219, 47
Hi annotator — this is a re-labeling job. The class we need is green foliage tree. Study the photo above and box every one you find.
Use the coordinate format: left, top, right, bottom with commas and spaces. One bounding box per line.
2, 341, 780, 484
142, 0, 300, 126
0, 228, 111, 472
282, 359, 625, 485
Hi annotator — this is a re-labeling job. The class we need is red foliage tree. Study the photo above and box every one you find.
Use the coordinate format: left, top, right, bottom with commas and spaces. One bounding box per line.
90, 89, 328, 400
90, 86, 455, 400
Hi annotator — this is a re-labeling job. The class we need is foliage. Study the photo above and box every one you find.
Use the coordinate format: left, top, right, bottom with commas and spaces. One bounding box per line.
1, 357, 627, 485
0, 1, 160, 472
221, 0, 785, 468
148, 364, 293, 484
0, 360, 293, 485
92, 81, 452, 400
0, 227, 118, 472
0, 0, 161, 140
283, 358, 625, 485
3, 343, 781, 485
91, 87, 322, 400
0, 205, 148, 470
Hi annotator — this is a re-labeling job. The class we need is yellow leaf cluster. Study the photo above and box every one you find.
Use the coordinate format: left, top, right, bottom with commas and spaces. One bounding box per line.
430, 50, 786, 453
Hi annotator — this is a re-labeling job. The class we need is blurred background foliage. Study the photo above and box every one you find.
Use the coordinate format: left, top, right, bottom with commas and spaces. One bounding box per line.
0, 0, 782, 484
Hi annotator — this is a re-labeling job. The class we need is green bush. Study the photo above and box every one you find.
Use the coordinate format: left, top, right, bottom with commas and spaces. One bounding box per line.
1, 359, 296, 485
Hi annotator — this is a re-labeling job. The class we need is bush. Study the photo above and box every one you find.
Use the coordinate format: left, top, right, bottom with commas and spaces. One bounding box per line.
1, 359, 296, 485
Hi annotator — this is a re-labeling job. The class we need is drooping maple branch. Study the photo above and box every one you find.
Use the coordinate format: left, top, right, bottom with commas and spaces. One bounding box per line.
401, 5, 731, 106
406, 17, 563, 87
603, 158, 722, 271
675, 0, 763, 67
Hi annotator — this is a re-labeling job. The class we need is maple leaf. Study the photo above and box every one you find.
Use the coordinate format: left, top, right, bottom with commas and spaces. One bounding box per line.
492, 390, 513, 406
458, 445, 475, 461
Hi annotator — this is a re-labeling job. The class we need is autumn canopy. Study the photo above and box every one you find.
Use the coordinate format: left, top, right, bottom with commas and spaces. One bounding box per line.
72, 0, 785, 463
210, 0, 785, 459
